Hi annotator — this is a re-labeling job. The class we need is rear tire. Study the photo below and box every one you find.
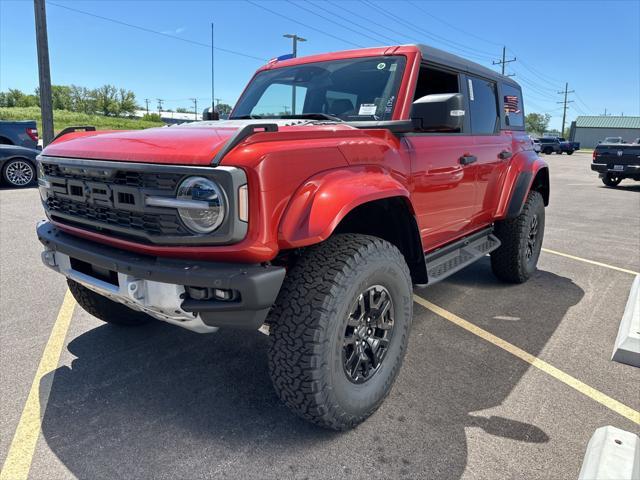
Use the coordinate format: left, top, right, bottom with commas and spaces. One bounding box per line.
67, 279, 152, 326
267, 234, 413, 430
566, 150, 574, 155
491, 191, 545, 284
602, 174, 622, 187
543, 148, 553, 155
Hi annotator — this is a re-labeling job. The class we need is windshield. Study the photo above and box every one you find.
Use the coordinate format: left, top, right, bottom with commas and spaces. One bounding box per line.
231, 56, 407, 122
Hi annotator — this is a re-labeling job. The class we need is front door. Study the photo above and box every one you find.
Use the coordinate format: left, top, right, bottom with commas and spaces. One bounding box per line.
407, 135, 478, 251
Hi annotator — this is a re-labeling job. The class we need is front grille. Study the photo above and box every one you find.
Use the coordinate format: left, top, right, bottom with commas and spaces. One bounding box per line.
42, 163, 181, 191
39, 156, 247, 246
47, 196, 187, 237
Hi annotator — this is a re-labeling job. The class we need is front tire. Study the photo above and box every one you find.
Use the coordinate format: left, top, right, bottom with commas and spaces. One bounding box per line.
491, 191, 545, 283
602, 174, 622, 187
2, 158, 35, 187
267, 234, 413, 430
67, 279, 152, 326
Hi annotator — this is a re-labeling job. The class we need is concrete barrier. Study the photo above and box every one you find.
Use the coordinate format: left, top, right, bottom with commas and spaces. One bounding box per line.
578, 426, 639, 480
612, 275, 640, 367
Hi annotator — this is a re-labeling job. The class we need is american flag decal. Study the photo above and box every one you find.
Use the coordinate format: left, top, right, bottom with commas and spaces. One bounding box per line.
504, 95, 521, 114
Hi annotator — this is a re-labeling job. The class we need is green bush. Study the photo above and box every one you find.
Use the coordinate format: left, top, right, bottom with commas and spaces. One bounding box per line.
0, 106, 164, 134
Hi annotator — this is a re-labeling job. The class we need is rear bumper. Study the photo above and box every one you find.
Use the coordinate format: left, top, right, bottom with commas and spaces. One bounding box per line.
37, 221, 286, 332
591, 163, 640, 178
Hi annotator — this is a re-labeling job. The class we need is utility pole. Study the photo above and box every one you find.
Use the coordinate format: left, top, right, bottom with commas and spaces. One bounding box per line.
493, 46, 516, 76
211, 22, 216, 114
156, 98, 164, 113
283, 33, 306, 113
190, 98, 197, 120
144, 98, 150, 115
557, 82, 574, 136
34, 0, 54, 146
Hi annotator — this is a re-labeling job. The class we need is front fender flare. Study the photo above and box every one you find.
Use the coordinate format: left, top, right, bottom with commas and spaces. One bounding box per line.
278, 166, 411, 249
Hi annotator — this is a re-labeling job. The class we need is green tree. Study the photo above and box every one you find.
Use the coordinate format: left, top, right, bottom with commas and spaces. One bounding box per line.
92, 85, 118, 116
525, 112, 551, 135
176, 107, 190, 113
215, 103, 232, 115
117, 88, 137, 116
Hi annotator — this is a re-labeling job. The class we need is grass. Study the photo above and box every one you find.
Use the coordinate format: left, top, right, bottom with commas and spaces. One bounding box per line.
0, 106, 164, 134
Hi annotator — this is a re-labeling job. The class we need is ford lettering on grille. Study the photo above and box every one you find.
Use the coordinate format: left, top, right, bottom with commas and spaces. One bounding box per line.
51, 178, 143, 211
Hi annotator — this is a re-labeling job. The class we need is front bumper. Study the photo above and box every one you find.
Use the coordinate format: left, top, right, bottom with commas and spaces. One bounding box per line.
37, 221, 285, 333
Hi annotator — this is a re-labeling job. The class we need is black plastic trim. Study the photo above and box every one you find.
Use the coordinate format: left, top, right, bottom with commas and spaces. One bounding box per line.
506, 171, 533, 218
52, 126, 96, 142
212, 123, 278, 165
37, 222, 285, 329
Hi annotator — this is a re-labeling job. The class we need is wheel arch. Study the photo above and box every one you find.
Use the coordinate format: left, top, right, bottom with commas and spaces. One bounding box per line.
278, 166, 427, 284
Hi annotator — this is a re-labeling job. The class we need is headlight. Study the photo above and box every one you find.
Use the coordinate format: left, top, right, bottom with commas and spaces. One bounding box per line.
176, 176, 226, 234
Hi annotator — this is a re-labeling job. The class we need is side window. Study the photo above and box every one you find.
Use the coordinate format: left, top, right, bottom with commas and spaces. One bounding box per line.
467, 76, 498, 134
502, 84, 524, 128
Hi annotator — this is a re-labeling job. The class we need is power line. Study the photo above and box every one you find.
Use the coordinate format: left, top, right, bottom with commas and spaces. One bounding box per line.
48, 2, 267, 61
574, 91, 594, 113
324, 0, 403, 45
405, 0, 503, 49
510, 52, 564, 87
287, 0, 387, 45
245, 0, 365, 48
361, 0, 495, 61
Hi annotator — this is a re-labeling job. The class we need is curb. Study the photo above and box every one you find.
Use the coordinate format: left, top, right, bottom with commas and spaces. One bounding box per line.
612, 275, 640, 367
578, 426, 639, 480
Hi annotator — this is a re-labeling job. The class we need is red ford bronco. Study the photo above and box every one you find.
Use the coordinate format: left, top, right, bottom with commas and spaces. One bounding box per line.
37, 44, 548, 430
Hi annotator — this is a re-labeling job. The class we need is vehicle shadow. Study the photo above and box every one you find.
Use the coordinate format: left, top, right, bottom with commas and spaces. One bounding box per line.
0, 184, 36, 191
598, 184, 640, 193
39, 260, 583, 480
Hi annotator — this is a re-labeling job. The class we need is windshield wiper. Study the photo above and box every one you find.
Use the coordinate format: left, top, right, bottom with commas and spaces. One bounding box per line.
231, 114, 263, 119
279, 113, 344, 122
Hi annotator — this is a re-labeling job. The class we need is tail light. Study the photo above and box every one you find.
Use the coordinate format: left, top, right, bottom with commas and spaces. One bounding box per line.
592, 150, 597, 161
26, 127, 38, 142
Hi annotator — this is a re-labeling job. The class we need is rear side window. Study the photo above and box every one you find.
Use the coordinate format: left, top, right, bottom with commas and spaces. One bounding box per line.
502, 84, 524, 128
467, 76, 498, 134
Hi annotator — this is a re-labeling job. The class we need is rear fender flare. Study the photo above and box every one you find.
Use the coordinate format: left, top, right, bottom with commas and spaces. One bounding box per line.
278, 166, 412, 248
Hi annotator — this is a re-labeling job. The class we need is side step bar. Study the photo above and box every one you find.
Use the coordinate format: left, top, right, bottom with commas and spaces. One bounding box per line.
424, 227, 501, 285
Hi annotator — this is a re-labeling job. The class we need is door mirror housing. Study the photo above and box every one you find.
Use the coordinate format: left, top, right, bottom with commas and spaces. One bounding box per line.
411, 93, 465, 132
202, 108, 220, 121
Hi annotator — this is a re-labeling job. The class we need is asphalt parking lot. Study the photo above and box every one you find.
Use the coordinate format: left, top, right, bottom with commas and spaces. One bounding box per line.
1, 151, 639, 480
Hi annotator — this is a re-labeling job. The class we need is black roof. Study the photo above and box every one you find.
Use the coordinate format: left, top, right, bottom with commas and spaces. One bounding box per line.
416, 44, 520, 88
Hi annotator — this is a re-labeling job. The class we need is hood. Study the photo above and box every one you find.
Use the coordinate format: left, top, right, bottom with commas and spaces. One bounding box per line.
41, 119, 332, 166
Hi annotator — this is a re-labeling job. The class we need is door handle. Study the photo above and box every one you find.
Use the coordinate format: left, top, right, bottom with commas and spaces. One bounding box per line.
459, 154, 477, 165
498, 150, 513, 160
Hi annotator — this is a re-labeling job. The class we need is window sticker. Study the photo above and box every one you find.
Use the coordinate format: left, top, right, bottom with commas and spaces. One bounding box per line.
389, 64, 397, 71
359, 104, 378, 115
504, 95, 521, 114
468, 79, 474, 101
377, 62, 386, 70
385, 96, 395, 114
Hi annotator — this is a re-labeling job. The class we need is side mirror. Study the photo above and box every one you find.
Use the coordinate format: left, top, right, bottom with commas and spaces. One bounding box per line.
411, 93, 465, 132
202, 108, 220, 121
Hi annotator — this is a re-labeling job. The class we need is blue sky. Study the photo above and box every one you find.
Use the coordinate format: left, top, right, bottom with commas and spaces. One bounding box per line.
1, 0, 639, 130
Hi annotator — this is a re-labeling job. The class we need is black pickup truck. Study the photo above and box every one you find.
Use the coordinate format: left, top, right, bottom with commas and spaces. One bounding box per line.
591, 142, 640, 187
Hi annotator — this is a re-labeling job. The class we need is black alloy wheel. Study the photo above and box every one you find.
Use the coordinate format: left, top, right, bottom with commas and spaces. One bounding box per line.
342, 285, 394, 384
